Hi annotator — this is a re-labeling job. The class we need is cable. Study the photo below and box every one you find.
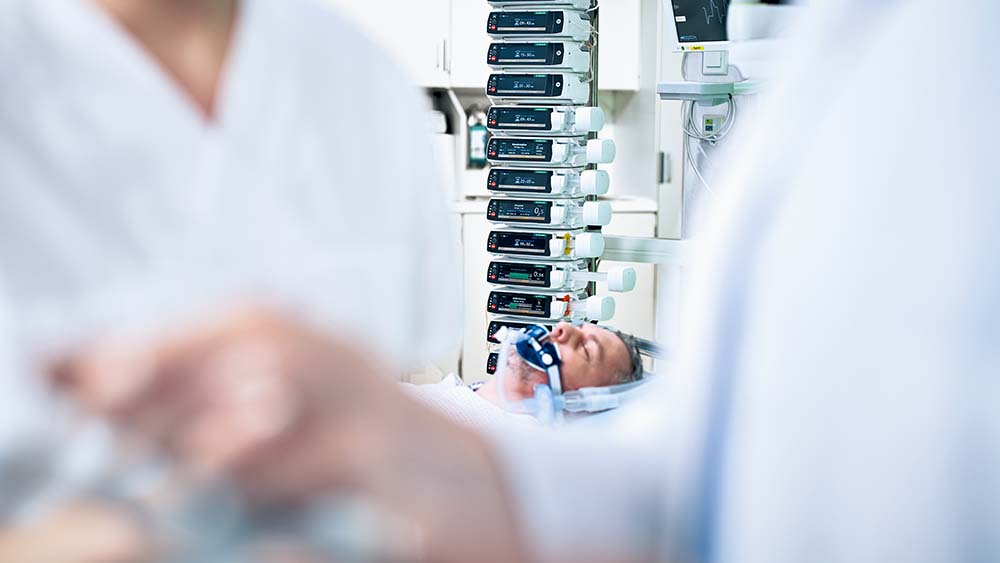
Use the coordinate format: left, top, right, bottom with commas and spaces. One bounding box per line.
681, 95, 737, 146
587, 2, 600, 13
686, 135, 716, 197
680, 94, 738, 197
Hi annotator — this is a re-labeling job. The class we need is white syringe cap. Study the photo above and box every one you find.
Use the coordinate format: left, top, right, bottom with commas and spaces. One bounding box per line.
580, 170, 610, 196
574, 232, 605, 258
607, 267, 637, 292
582, 201, 612, 226
573, 107, 606, 133
586, 139, 616, 164
585, 295, 616, 321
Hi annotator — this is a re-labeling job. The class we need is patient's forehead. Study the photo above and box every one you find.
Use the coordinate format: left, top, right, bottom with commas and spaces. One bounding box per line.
600, 329, 630, 370
580, 325, 631, 385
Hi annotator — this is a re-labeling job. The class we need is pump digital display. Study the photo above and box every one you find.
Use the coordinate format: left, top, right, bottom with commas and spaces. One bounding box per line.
488, 200, 552, 224
488, 43, 564, 66
487, 352, 499, 375
488, 107, 553, 131
487, 320, 551, 344
488, 169, 553, 194
488, 261, 552, 287
488, 291, 551, 318
488, 138, 553, 162
487, 231, 552, 256
488, 74, 564, 97
488, 11, 565, 35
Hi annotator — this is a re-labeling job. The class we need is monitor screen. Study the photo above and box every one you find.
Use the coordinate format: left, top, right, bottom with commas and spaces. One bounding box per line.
672, 0, 730, 44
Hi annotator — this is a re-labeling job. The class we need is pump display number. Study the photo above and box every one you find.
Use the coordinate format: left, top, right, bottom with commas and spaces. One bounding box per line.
487, 231, 552, 256
488, 292, 552, 318
488, 262, 552, 286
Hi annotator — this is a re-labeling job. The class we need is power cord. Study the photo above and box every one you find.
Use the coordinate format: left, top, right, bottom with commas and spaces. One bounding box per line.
681, 94, 737, 196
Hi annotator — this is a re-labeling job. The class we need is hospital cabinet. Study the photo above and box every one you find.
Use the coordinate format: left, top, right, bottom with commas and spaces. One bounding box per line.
456, 200, 657, 384
322, 0, 641, 91
320, 0, 451, 88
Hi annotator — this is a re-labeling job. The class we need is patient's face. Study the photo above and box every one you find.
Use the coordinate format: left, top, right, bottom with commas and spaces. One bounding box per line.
502, 323, 631, 399
549, 323, 630, 390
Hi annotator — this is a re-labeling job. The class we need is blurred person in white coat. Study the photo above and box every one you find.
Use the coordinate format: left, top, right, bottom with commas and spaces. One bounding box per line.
0, 0, 459, 370
0, 0, 460, 554
23, 0, 1000, 562
0, 0, 458, 448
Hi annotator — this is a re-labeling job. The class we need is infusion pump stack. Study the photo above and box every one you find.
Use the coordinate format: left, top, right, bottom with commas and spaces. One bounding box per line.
483, 0, 633, 377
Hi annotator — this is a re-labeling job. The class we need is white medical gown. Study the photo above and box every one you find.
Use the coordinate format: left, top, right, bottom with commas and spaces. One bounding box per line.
493, 1, 1000, 561
0, 0, 460, 370
403, 375, 538, 432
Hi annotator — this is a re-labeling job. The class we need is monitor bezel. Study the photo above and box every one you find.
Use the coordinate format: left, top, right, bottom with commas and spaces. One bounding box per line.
665, 0, 731, 53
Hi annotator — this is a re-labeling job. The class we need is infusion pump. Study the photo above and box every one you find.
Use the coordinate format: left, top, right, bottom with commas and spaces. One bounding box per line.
486, 198, 611, 229
487, 10, 592, 41
487, 260, 637, 292
487, 168, 610, 197
487, 42, 590, 73
487, 228, 604, 260
487, 106, 604, 136
487, 73, 590, 105
486, 137, 616, 167
488, 0, 592, 9
487, 289, 616, 322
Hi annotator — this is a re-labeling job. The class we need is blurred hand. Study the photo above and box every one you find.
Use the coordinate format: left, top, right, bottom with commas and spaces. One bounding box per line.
50, 307, 529, 563
0, 500, 154, 563
51, 307, 390, 491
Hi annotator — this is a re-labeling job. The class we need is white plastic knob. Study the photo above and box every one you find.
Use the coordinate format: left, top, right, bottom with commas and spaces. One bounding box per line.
607, 267, 637, 292
551, 143, 570, 164
549, 269, 568, 289
574, 233, 605, 258
582, 201, 612, 226
550, 205, 567, 226
580, 170, 610, 196
550, 173, 569, 194
573, 107, 605, 133
549, 237, 567, 256
550, 111, 568, 132
585, 296, 616, 322
586, 139, 616, 164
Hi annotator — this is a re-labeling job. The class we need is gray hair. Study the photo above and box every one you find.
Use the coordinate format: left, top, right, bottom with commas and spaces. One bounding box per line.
609, 329, 645, 385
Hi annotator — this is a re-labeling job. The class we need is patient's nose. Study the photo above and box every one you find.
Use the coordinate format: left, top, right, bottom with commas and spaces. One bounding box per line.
550, 323, 575, 344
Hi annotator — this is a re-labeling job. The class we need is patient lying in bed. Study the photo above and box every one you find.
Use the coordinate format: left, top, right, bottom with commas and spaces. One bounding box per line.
404, 322, 645, 429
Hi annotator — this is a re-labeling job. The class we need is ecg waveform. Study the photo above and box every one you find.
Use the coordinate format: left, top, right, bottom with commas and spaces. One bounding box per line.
702, 0, 727, 26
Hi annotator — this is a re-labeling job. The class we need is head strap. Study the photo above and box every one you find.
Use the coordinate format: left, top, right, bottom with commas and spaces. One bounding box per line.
515, 324, 563, 398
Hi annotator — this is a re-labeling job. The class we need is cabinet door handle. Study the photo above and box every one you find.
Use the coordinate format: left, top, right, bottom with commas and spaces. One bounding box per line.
659, 152, 672, 184
442, 39, 450, 74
